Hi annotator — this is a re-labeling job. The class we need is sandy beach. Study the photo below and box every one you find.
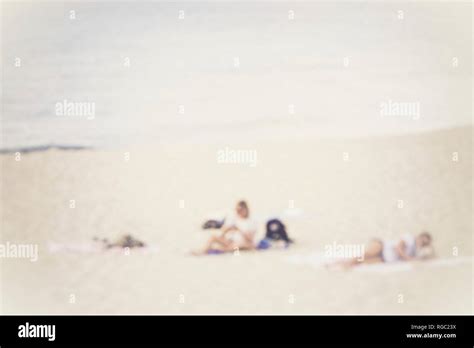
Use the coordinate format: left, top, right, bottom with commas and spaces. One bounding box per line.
1, 1, 472, 318
1, 126, 471, 314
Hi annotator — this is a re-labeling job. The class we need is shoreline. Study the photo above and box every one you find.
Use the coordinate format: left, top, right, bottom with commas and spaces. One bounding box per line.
0, 124, 472, 155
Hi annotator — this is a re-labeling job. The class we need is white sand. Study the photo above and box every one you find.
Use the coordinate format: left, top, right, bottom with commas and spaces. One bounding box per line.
0, 126, 472, 314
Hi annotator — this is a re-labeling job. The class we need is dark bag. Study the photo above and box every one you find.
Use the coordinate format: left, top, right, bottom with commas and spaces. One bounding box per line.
265, 219, 293, 243
202, 219, 225, 230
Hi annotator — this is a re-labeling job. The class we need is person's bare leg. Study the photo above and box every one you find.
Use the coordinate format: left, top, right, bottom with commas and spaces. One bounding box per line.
352, 239, 383, 266
336, 239, 383, 268
207, 236, 232, 250
192, 235, 232, 255
219, 242, 239, 253
360, 256, 383, 264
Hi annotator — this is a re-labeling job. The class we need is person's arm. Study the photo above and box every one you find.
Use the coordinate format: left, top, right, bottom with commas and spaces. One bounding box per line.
395, 240, 413, 261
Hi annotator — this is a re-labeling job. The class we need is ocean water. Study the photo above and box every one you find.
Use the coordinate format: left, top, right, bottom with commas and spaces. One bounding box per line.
1, 1, 472, 150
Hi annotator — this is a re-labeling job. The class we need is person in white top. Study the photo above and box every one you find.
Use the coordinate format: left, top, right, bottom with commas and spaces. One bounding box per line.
339, 231, 434, 268
193, 200, 258, 255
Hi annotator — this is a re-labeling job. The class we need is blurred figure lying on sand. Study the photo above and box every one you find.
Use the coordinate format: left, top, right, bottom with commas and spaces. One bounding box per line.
337, 232, 434, 268
193, 200, 257, 255
93, 234, 146, 249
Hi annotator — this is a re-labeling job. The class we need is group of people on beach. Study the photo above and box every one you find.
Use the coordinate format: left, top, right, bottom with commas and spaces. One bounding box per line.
94, 199, 435, 268
192, 200, 435, 268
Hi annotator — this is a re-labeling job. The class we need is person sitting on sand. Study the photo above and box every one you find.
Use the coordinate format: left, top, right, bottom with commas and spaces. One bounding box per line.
341, 231, 434, 267
194, 200, 257, 255
93, 234, 146, 249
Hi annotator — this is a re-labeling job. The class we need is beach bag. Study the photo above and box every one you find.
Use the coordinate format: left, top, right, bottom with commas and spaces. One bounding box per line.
202, 219, 225, 230
264, 219, 293, 243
